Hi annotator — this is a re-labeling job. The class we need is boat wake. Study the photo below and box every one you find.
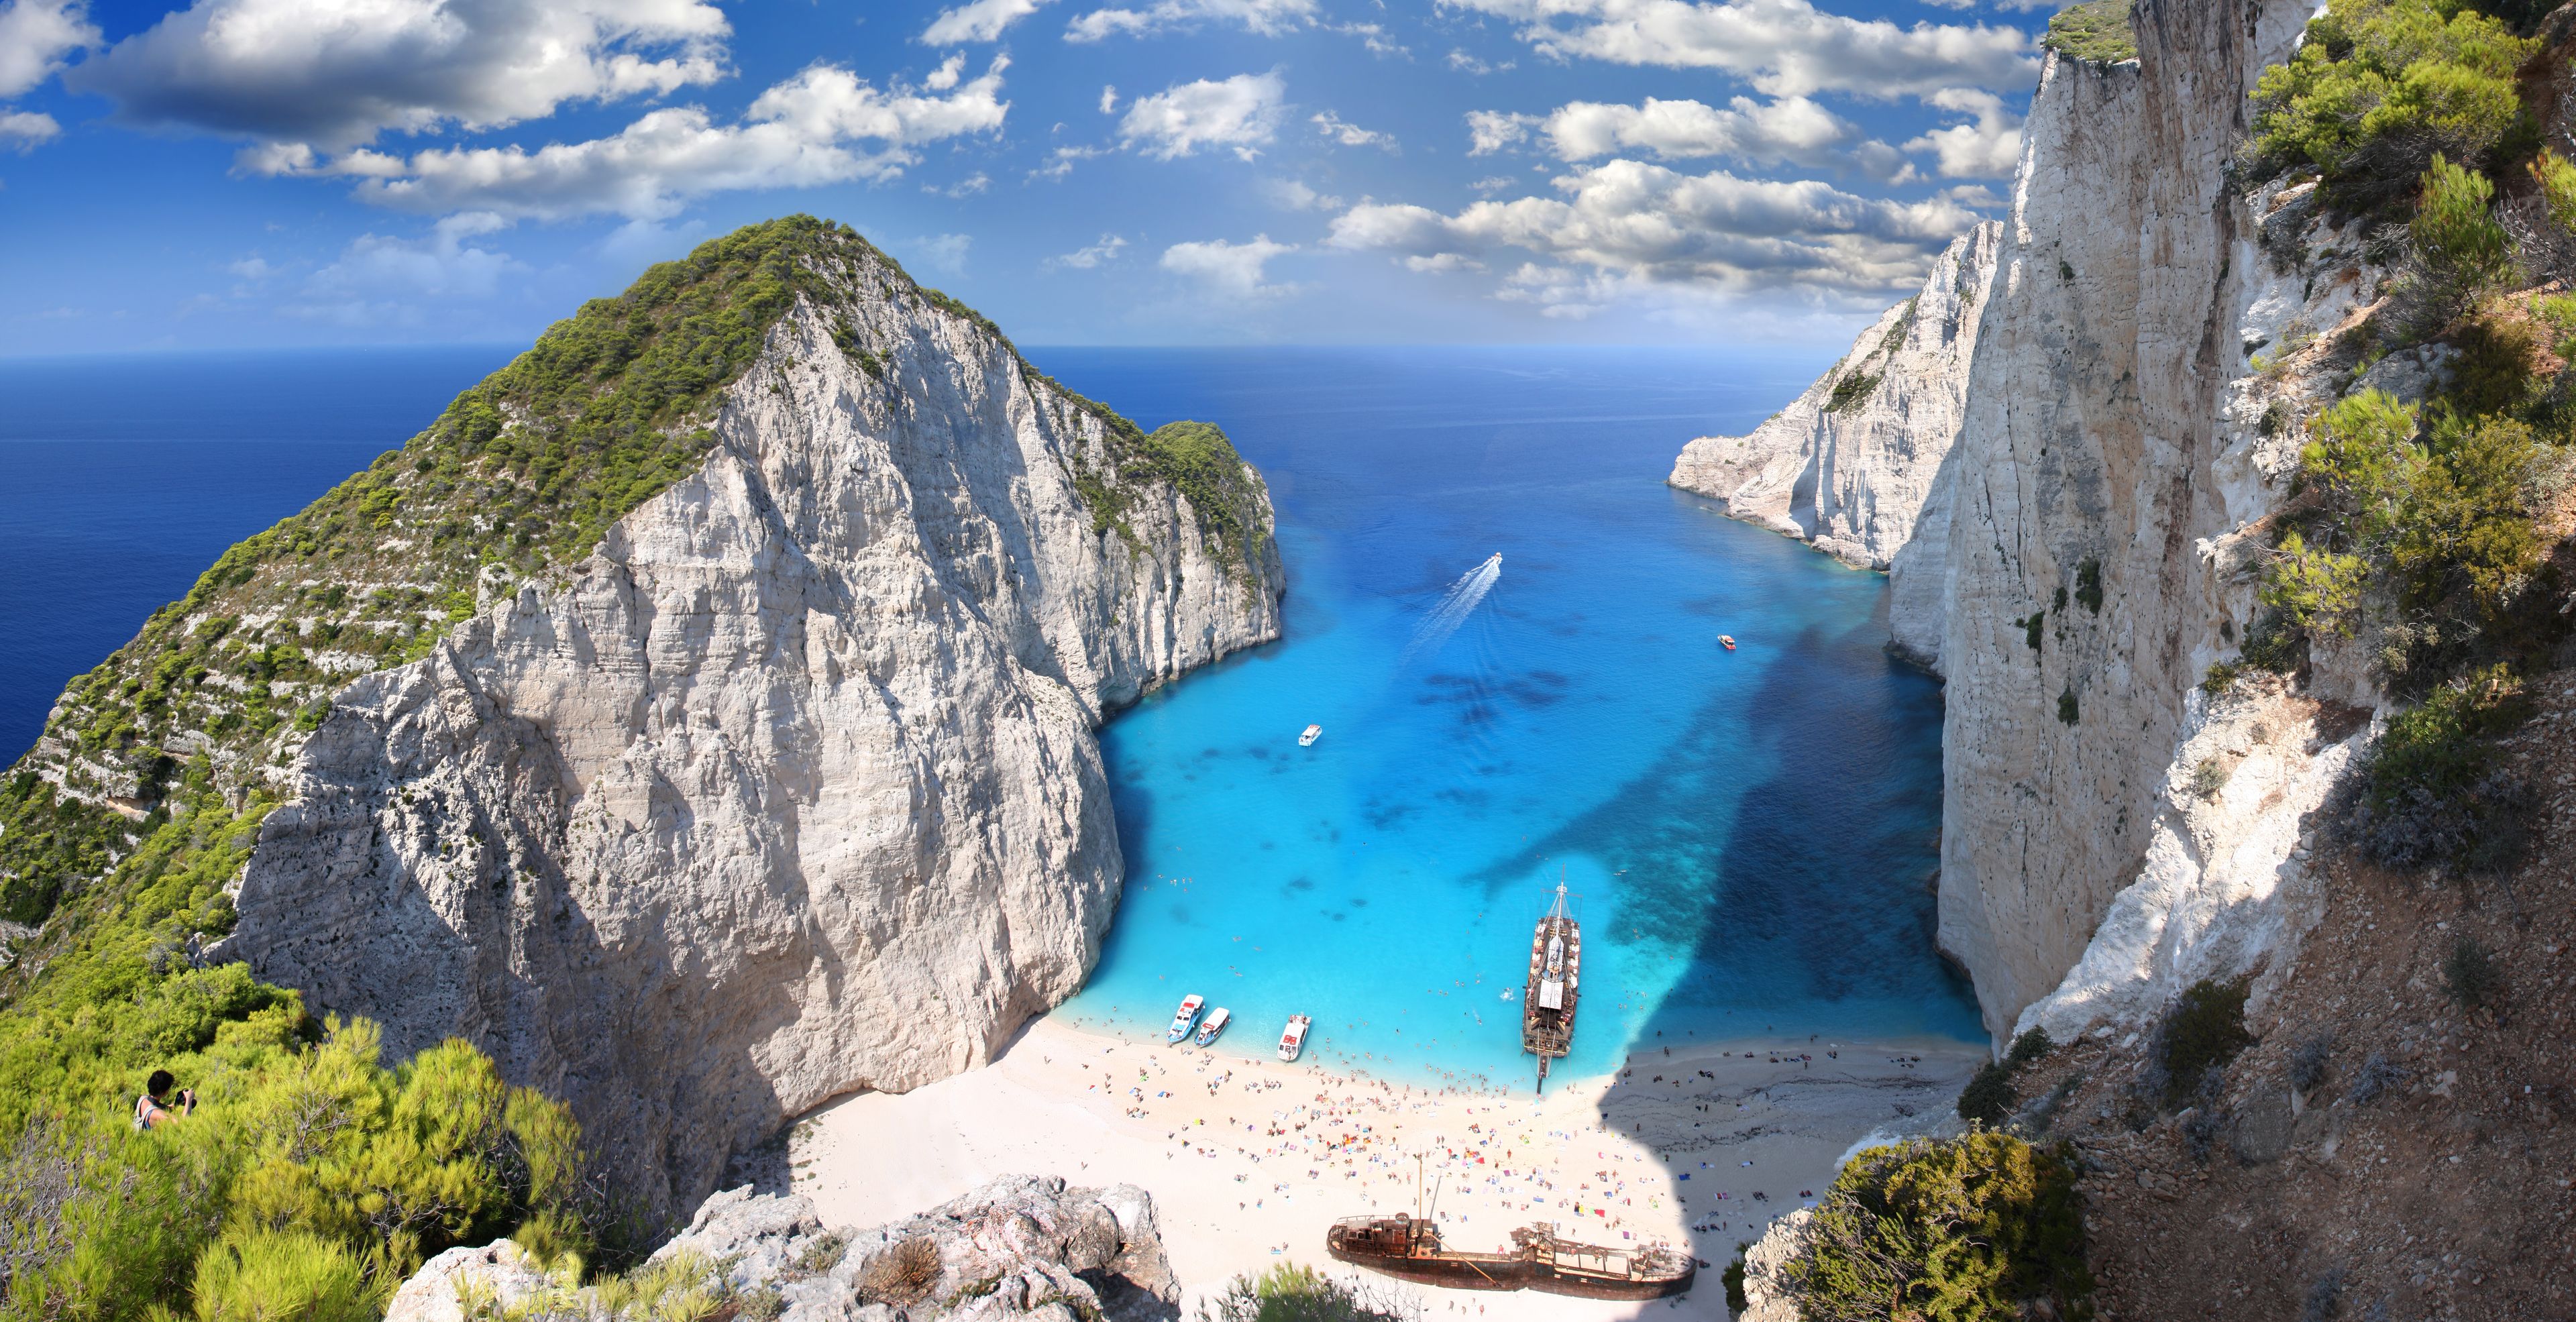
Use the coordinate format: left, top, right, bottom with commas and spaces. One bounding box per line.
1397, 553, 1502, 669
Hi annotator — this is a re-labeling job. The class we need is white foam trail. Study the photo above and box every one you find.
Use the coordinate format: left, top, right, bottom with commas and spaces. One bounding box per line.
1398, 554, 1501, 668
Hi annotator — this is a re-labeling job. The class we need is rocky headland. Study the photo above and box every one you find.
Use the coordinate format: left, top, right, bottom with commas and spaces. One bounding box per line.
0, 217, 1283, 1225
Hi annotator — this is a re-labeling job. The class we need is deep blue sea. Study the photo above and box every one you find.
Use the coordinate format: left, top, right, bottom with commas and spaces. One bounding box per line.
0, 345, 1982, 1089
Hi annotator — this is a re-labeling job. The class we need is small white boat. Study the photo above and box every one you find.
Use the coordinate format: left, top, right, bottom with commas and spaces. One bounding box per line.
1278, 1013, 1311, 1062
1195, 1005, 1231, 1048
1166, 994, 1205, 1044
1299, 724, 1323, 747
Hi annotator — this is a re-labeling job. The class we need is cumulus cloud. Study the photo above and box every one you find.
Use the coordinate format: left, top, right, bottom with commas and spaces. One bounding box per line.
0, 0, 95, 99
1440, 0, 2038, 99
1312, 110, 1391, 150
288, 58, 1011, 220
1118, 72, 1282, 161
1466, 109, 1534, 156
1326, 158, 1977, 308
1048, 233, 1128, 268
923, 0, 1052, 44
0, 105, 55, 146
1161, 234, 1295, 296
1067, 0, 1316, 42
1529, 94, 1916, 182
1902, 87, 2023, 178
71, 0, 729, 153
1446, 48, 1512, 74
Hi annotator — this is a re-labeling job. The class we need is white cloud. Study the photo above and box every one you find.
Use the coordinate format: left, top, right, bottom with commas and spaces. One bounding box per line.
1067, 0, 1316, 42
1439, 0, 2039, 99
292, 211, 525, 323
1534, 95, 1915, 182
913, 232, 972, 275
0, 0, 95, 99
1161, 234, 1295, 296
923, 0, 1052, 44
1098, 84, 1118, 113
1327, 158, 1977, 307
1468, 174, 1517, 193
1902, 87, 2023, 178
1446, 48, 1512, 74
1261, 177, 1341, 210
928, 170, 991, 197
1466, 109, 1534, 156
309, 58, 1010, 220
924, 52, 967, 91
1312, 110, 1391, 150
72, 0, 730, 152
225, 255, 275, 279
1403, 252, 1483, 273
1031, 143, 1106, 180
0, 106, 55, 147
1336, 21, 1407, 58
1118, 72, 1282, 162
1048, 233, 1127, 268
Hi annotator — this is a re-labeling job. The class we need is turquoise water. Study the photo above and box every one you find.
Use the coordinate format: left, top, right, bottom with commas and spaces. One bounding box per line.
1032, 347, 1984, 1089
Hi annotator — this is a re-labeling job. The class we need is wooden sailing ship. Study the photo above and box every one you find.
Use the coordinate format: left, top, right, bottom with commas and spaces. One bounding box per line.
1520, 880, 1580, 1093
1324, 1215, 1695, 1301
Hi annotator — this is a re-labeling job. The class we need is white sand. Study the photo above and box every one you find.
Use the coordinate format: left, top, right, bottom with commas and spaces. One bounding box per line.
791, 1015, 1982, 1321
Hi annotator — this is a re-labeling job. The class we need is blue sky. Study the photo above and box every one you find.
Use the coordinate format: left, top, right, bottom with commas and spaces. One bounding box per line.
0, 0, 2061, 354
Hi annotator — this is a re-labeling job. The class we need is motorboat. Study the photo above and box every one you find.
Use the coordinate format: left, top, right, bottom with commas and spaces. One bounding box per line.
1719, 635, 1736, 651
1166, 994, 1205, 1044
1278, 1013, 1311, 1062
1299, 724, 1323, 747
1194, 1005, 1231, 1048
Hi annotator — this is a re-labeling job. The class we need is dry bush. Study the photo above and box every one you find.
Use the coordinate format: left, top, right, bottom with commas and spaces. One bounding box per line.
857, 1236, 941, 1306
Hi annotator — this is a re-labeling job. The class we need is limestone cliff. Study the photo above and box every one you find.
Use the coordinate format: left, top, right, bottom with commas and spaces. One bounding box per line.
1674, 0, 2370, 1046
1668, 223, 2000, 668
3, 217, 1283, 1221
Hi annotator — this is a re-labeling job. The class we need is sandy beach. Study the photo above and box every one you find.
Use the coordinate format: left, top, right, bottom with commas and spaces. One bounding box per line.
790, 1015, 1982, 1319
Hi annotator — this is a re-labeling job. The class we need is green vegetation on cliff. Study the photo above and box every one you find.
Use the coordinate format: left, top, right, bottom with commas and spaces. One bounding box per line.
1782, 1132, 2094, 1321
2043, 0, 2137, 66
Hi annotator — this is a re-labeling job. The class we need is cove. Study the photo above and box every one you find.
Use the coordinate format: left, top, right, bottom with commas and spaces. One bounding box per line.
1032, 346, 1985, 1089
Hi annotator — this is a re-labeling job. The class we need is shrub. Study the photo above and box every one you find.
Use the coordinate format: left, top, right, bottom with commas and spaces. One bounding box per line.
2290, 1033, 2336, 1092
2530, 146, 2576, 232
189, 1228, 379, 1322
2355, 664, 2533, 869
2263, 529, 2371, 634
2436, 313, 2542, 417
2007, 1028, 2055, 1070
2057, 686, 2080, 725
2153, 979, 2254, 1107
1824, 372, 1882, 414
1723, 1246, 1751, 1314
2188, 757, 2233, 800
2251, 0, 2536, 213
2443, 933, 2504, 1009
1782, 1132, 2093, 1321
2045, 0, 2137, 64
2347, 1052, 2408, 1104
2396, 415, 2544, 622
2300, 389, 2424, 549
2074, 557, 2104, 613
1198, 1262, 1418, 1322
857, 1237, 943, 1306
2409, 154, 2520, 319
1957, 1062, 2017, 1126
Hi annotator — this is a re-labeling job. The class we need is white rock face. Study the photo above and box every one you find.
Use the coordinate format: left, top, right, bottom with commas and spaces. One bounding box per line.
1936, 0, 2316, 1042
1670, 0, 2385, 1049
227, 281, 1283, 1217
2012, 675, 2371, 1045
1668, 224, 2000, 668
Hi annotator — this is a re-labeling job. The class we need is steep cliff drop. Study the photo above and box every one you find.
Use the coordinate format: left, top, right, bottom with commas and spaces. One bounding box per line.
1678, 1, 2339, 1049
7, 217, 1284, 1223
